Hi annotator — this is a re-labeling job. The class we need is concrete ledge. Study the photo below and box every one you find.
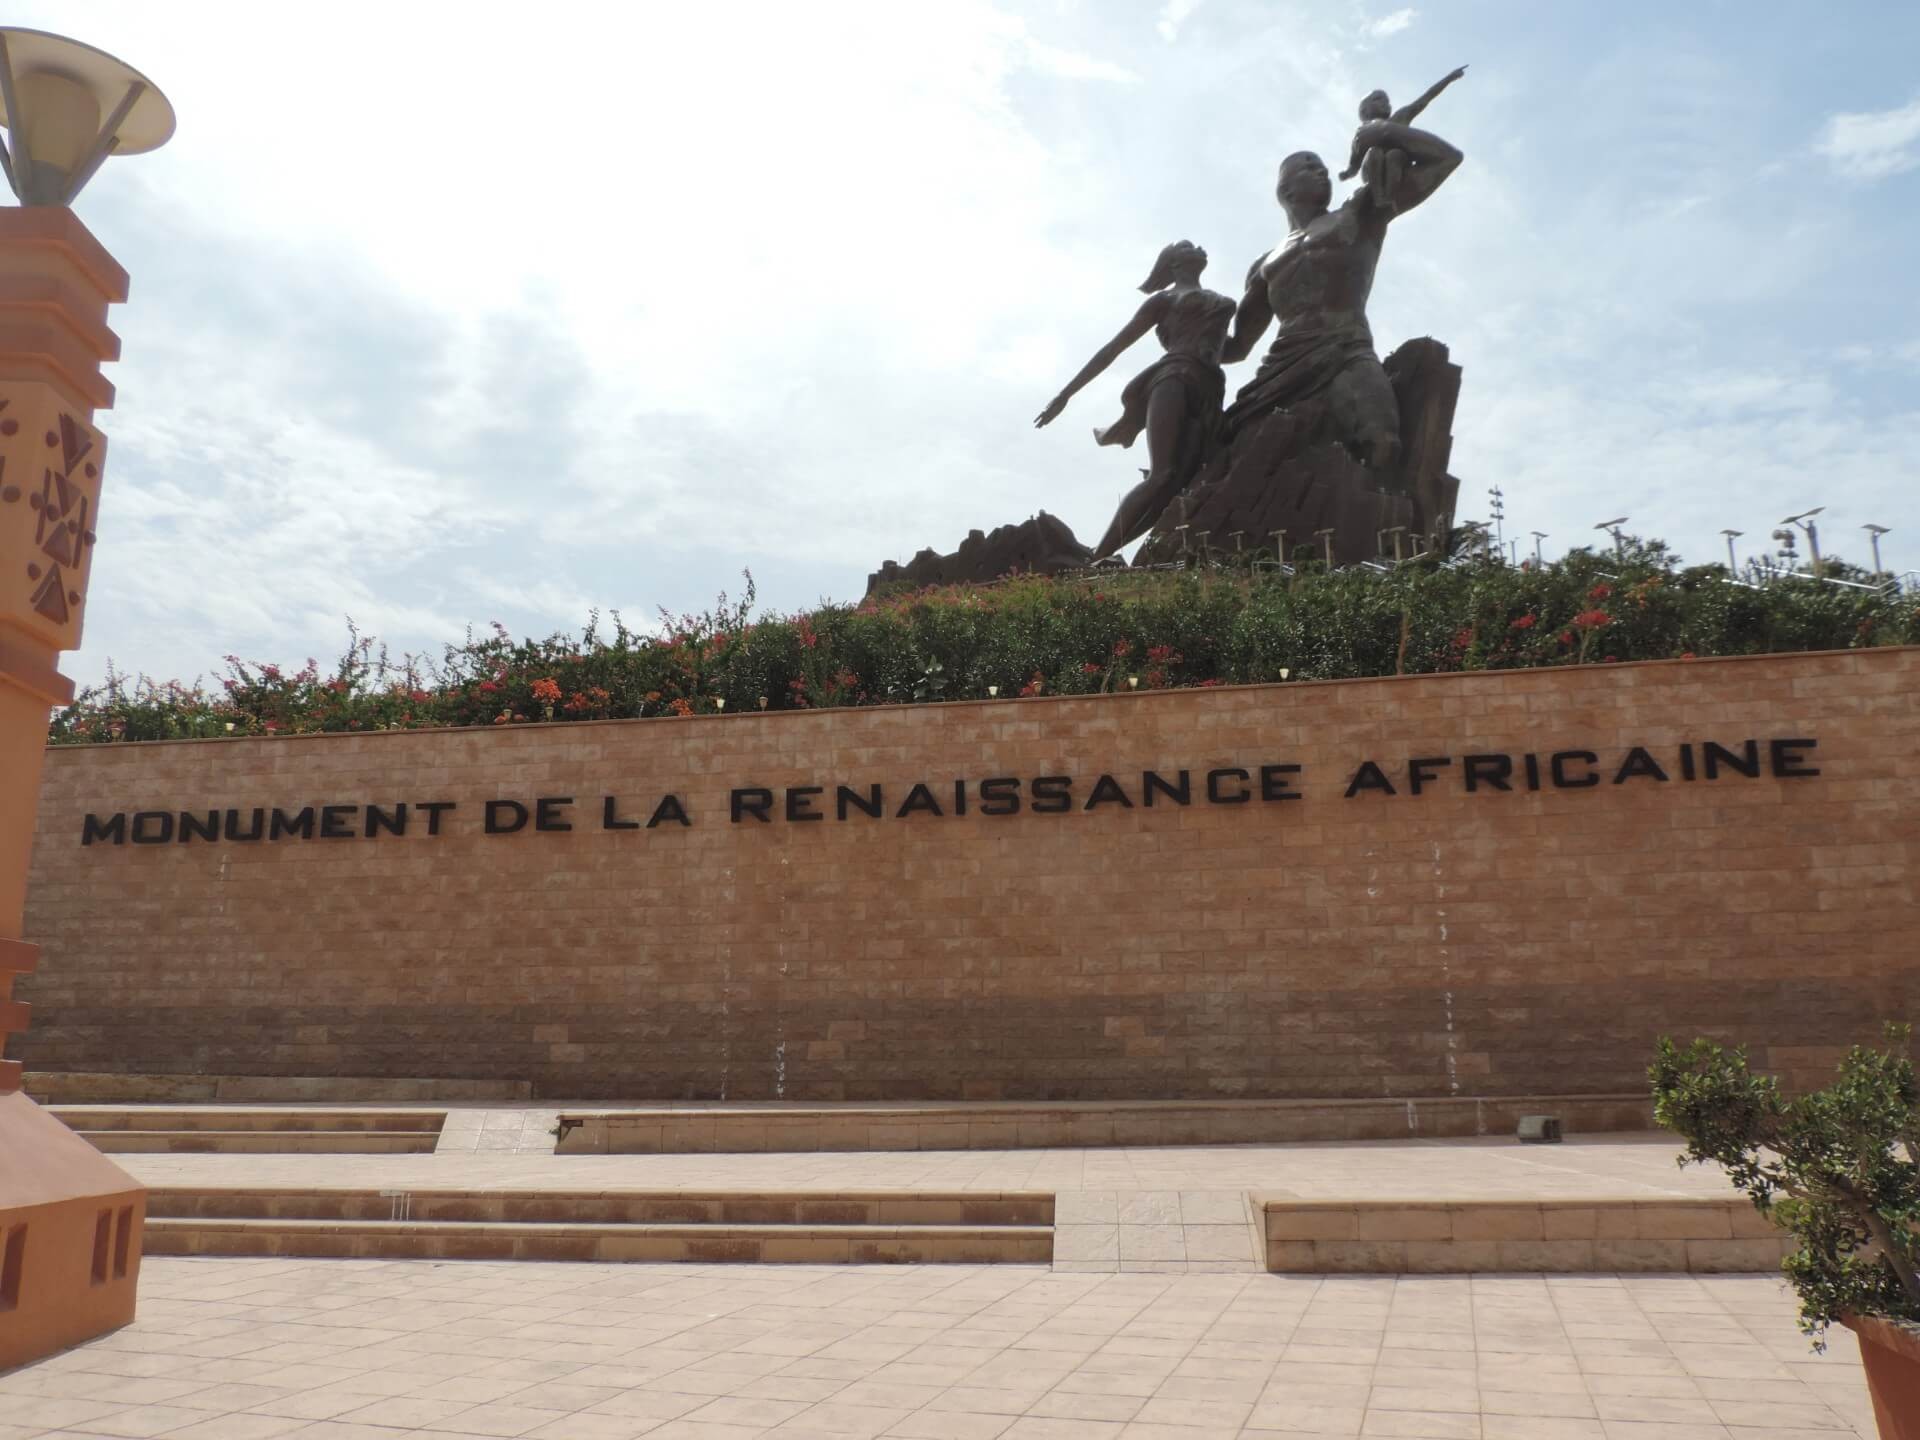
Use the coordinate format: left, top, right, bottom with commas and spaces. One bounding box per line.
556, 1094, 1654, 1154
25, 1073, 531, 1104
143, 1217, 1052, 1265
49, 1105, 449, 1154
50, 1107, 448, 1132
146, 1187, 1054, 1227
1261, 1196, 1790, 1273
74, 1130, 442, 1154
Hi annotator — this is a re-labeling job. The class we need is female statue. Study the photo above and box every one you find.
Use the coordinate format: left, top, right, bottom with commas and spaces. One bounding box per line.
1222, 111, 1464, 468
1034, 240, 1237, 558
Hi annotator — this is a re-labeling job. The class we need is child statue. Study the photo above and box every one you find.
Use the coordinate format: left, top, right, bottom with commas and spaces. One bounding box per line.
1338, 65, 1467, 213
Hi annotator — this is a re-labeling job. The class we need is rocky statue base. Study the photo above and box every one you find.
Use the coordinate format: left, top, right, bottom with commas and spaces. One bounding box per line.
1134, 337, 1461, 567
867, 511, 1092, 596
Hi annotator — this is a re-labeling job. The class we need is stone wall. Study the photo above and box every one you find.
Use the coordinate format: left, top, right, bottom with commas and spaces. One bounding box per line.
15, 649, 1919, 1100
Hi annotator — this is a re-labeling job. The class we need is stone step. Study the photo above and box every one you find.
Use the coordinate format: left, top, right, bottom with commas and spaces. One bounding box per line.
77, 1130, 441, 1154
145, 1188, 1054, 1227
1259, 1196, 1791, 1274
556, 1094, 1655, 1155
143, 1217, 1052, 1265
50, 1106, 447, 1133
25, 1072, 529, 1104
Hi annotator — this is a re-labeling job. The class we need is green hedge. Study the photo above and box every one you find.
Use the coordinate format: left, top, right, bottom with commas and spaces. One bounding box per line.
50, 543, 1919, 744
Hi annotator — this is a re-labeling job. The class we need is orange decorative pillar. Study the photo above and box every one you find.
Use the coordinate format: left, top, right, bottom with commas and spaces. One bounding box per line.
0, 205, 146, 1368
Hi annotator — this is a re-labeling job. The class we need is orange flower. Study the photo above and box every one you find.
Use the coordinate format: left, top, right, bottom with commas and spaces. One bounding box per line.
531, 677, 561, 703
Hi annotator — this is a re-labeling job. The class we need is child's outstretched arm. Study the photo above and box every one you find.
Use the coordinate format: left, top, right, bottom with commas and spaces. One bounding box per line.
1389, 64, 1467, 125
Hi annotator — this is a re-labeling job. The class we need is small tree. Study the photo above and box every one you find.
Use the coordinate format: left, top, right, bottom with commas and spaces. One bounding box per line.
1650, 1029, 1920, 1339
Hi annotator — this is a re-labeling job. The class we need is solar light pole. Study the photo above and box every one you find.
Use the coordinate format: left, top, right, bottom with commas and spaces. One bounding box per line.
1864, 524, 1890, 577
1721, 529, 1742, 574
0, 26, 171, 1372
1781, 508, 1824, 574
1594, 516, 1628, 561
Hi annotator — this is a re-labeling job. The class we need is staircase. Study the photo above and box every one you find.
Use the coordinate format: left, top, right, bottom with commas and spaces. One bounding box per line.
51, 1106, 446, 1154
143, 1187, 1054, 1264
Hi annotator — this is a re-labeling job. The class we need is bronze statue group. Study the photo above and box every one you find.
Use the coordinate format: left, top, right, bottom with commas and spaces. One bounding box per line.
1036, 67, 1467, 561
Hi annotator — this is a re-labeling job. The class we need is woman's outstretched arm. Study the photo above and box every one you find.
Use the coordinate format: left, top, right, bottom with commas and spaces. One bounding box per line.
1036, 295, 1166, 426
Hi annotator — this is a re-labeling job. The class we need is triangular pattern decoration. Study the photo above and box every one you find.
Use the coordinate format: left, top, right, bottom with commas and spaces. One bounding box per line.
29, 564, 69, 624
39, 522, 75, 566
58, 412, 92, 478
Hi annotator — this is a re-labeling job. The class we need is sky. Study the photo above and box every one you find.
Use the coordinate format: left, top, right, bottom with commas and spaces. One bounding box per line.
15, 0, 1920, 687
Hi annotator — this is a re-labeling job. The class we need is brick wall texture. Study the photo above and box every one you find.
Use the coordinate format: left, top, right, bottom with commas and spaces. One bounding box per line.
14, 648, 1919, 1101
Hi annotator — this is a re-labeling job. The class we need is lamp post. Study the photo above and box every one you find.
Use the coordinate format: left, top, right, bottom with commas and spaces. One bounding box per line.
1721, 529, 1742, 575
1864, 524, 1890, 577
0, 25, 171, 1371
1781, 508, 1824, 575
1594, 516, 1628, 561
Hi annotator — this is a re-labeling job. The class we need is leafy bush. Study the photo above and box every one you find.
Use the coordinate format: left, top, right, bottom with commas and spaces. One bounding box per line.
1651, 1031, 1920, 1339
49, 542, 1920, 744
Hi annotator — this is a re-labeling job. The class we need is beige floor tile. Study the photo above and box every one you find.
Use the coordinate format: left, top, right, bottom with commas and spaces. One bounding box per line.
337, 1399, 480, 1430
165, 1416, 314, 1440
1359, 1410, 1482, 1437
520, 1415, 661, 1440
880, 1411, 1016, 1438
1247, 1399, 1366, 1434
1480, 1419, 1604, 1439
998, 1419, 1124, 1437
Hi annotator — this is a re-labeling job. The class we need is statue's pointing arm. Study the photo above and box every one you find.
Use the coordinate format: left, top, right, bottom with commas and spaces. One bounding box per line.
1036, 294, 1167, 427
1391, 64, 1467, 125
1355, 120, 1462, 217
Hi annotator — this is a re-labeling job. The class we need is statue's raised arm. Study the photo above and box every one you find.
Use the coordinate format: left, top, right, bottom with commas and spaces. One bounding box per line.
1352, 120, 1462, 218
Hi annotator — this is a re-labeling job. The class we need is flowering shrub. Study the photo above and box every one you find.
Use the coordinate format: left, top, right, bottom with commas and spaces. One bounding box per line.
48, 543, 1920, 744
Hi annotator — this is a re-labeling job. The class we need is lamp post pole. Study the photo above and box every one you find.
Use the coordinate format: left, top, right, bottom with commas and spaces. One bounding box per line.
0, 24, 171, 1371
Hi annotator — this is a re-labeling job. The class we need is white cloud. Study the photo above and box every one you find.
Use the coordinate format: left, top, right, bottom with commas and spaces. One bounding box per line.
1019, 36, 1141, 84
1364, 8, 1418, 39
1157, 0, 1203, 43
1816, 96, 1920, 180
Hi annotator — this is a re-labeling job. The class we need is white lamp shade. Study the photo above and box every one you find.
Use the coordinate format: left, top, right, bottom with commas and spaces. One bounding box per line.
0, 27, 173, 206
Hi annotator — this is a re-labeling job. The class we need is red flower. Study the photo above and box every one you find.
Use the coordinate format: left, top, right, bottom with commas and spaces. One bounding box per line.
1081, 662, 1103, 675
1509, 614, 1536, 630
531, 677, 561, 704
477, 680, 499, 694
1587, 582, 1613, 600
1573, 609, 1611, 629
1112, 640, 1132, 659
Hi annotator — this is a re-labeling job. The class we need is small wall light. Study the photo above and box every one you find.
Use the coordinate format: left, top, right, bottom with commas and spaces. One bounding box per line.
987, 685, 998, 698
757, 695, 768, 710
1279, 668, 1291, 680
1127, 675, 1138, 690
714, 697, 726, 712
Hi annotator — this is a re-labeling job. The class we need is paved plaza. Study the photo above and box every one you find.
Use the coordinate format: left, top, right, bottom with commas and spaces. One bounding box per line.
0, 1131, 1882, 1437
1, 1256, 1875, 1439
121, 1128, 1764, 1276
